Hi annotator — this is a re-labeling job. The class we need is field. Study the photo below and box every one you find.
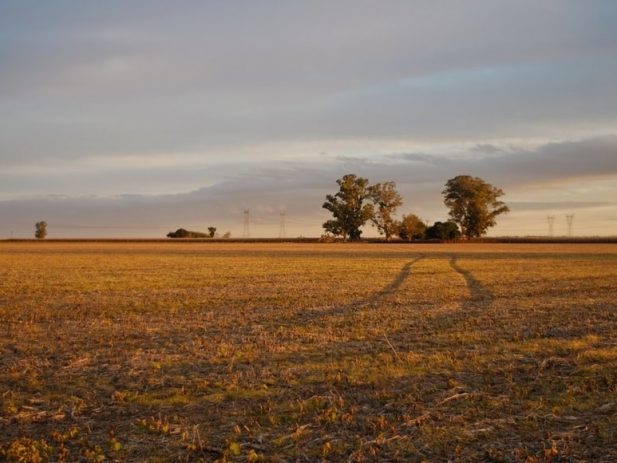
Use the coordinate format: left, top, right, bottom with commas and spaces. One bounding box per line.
1, 242, 616, 462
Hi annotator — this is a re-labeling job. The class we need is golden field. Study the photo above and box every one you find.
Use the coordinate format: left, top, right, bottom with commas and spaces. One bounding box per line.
1, 242, 616, 462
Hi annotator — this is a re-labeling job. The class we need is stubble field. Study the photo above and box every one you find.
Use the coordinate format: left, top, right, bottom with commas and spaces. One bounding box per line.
1, 242, 616, 462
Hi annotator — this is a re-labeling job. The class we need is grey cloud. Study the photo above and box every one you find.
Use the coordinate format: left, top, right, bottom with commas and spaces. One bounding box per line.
1, 1, 617, 164
469, 144, 505, 155
461, 136, 617, 187
386, 135, 617, 187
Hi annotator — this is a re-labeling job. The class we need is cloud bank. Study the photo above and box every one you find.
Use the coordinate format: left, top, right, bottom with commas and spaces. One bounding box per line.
1, 136, 616, 237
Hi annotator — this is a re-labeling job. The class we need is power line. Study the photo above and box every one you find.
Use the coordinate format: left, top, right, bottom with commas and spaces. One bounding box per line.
547, 216, 555, 236
565, 214, 574, 237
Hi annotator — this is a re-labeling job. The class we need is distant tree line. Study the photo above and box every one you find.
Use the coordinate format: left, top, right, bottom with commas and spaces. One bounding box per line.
167, 227, 231, 239
33, 174, 506, 242
167, 228, 209, 238
322, 174, 509, 241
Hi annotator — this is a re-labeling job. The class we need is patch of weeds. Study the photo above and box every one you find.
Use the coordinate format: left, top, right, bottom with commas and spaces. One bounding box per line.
1, 438, 55, 463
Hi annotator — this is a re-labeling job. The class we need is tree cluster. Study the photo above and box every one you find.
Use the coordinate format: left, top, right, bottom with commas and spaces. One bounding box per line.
322, 174, 509, 241
166, 228, 209, 238
167, 227, 230, 239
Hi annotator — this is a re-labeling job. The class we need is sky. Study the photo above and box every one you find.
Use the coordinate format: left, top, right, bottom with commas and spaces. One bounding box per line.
1, 0, 616, 238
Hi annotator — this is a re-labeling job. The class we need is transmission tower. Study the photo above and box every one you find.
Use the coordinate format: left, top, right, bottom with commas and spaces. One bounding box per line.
279, 211, 286, 238
565, 214, 574, 237
243, 209, 250, 238
547, 216, 555, 236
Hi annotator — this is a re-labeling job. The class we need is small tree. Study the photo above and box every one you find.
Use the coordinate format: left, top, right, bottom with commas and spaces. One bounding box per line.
397, 214, 426, 241
442, 175, 509, 238
322, 174, 374, 241
35, 221, 48, 239
167, 228, 189, 238
208, 227, 217, 238
322, 219, 344, 238
222, 231, 231, 239
369, 181, 402, 241
425, 221, 461, 240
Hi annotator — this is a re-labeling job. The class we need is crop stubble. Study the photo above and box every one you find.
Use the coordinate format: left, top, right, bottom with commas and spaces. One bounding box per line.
1, 242, 616, 462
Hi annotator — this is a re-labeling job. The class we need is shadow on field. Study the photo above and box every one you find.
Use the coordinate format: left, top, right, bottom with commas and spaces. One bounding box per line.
449, 255, 493, 310
298, 255, 425, 321
366, 256, 423, 304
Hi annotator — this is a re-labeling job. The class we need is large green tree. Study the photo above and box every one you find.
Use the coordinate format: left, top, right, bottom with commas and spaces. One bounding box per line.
322, 174, 374, 241
442, 175, 509, 238
369, 181, 402, 241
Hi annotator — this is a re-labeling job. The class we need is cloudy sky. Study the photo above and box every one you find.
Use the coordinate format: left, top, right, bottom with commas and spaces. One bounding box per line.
1, 1, 616, 238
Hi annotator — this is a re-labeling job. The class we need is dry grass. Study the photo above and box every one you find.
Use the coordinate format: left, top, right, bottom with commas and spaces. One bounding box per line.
1, 242, 616, 462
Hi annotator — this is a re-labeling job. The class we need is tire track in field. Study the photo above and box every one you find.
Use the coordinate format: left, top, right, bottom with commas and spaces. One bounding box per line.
356, 256, 422, 307
301, 255, 425, 319
449, 256, 493, 310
